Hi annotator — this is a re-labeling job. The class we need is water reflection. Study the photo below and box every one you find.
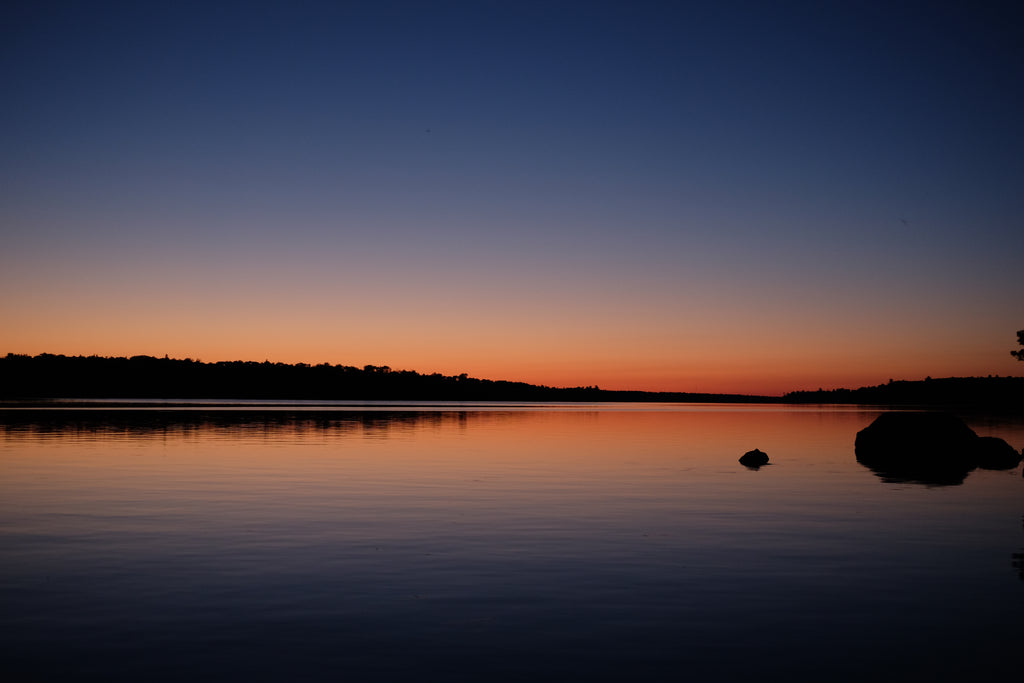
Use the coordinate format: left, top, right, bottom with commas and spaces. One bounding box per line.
2, 405, 1023, 681
855, 460, 975, 487
0, 408, 485, 442
1015, 515, 1024, 582
855, 457, 1024, 487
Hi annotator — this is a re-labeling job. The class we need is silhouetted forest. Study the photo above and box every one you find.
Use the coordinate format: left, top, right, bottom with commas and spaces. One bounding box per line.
0, 354, 769, 403
785, 376, 1024, 408
4, 354, 1022, 406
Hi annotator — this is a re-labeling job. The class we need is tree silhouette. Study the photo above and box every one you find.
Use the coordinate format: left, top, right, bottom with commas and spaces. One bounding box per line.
1012, 329, 1024, 361
0, 353, 768, 402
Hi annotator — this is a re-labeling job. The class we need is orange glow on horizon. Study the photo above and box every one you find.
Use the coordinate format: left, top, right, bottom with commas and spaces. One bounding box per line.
2, 259, 1018, 397
1, 338, 1015, 397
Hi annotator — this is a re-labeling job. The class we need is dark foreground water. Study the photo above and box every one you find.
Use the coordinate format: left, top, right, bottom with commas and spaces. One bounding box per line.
1, 403, 1022, 681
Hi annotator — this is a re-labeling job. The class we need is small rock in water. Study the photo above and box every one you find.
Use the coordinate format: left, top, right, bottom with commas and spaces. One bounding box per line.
739, 448, 769, 468
975, 436, 1023, 470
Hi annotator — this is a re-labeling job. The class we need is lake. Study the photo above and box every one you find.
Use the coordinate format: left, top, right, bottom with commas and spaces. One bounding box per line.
1, 403, 1022, 681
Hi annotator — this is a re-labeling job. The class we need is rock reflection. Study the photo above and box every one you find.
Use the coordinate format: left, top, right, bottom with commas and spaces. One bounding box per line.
855, 462, 974, 487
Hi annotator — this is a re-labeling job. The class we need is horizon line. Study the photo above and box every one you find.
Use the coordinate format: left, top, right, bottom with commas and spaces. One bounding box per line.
5, 351, 1022, 399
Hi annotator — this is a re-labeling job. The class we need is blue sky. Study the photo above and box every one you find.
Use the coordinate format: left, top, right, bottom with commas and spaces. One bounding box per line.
2, 0, 1022, 393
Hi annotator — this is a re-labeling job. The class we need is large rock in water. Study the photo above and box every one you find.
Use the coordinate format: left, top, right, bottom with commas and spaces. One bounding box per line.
855, 412, 1021, 485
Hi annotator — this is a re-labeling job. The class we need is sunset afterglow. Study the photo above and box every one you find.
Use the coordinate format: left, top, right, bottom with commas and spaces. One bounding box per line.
3, 1, 1021, 395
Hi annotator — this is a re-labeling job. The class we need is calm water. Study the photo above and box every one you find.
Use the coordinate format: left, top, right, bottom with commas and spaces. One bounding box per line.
1, 403, 1022, 681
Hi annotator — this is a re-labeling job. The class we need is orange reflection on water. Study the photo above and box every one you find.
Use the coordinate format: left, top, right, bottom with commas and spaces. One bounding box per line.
0, 406, 883, 521
4, 406, 1020, 523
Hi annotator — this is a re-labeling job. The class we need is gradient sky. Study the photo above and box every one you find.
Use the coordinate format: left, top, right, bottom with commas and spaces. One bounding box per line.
2, 0, 1022, 394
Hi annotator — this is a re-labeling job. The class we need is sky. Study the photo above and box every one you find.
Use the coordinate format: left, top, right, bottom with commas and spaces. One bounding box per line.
2, 0, 1022, 395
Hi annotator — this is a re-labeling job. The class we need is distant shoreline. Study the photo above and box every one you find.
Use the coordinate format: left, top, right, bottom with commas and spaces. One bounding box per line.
2, 354, 1022, 408
0, 354, 773, 403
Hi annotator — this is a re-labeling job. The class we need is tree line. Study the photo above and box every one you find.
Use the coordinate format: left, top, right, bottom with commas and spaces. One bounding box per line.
0, 354, 766, 402
4, 353, 1020, 406
784, 376, 1024, 408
